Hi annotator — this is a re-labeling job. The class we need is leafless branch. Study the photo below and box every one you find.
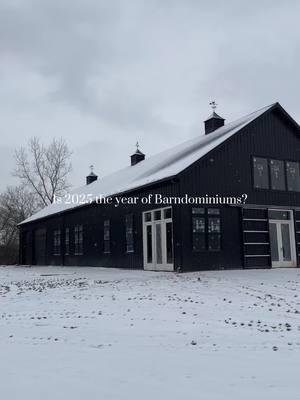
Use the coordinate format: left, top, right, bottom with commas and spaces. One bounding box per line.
14, 137, 72, 206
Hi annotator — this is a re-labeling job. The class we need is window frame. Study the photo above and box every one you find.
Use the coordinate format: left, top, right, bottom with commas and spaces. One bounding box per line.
269, 159, 286, 191
285, 160, 300, 192
192, 211, 206, 252
191, 207, 222, 252
252, 156, 300, 193
207, 212, 221, 252
252, 156, 270, 190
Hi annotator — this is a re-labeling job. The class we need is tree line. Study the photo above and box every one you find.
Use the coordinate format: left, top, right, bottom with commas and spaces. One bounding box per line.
0, 137, 72, 264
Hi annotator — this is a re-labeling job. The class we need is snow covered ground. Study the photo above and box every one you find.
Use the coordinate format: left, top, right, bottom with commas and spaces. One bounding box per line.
1, 266, 300, 400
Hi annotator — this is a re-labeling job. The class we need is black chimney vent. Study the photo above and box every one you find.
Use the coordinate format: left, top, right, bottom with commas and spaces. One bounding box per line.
204, 101, 225, 134
130, 142, 145, 166
86, 165, 98, 185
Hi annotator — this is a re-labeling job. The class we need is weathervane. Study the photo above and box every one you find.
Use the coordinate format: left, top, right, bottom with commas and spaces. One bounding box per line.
89, 164, 94, 173
136, 141, 140, 151
209, 101, 217, 111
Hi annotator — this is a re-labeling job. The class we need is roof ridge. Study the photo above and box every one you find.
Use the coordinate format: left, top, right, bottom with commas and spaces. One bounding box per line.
132, 102, 275, 171
20, 102, 277, 225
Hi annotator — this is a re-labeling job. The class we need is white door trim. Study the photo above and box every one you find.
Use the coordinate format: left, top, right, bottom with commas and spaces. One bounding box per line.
269, 209, 297, 268
143, 207, 174, 271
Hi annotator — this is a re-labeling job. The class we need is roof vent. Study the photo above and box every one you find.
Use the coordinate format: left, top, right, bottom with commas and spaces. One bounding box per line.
86, 165, 98, 185
130, 142, 145, 166
204, 101, 225, 134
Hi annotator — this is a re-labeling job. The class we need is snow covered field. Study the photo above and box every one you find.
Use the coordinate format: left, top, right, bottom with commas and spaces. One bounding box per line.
1, 266, 300, 400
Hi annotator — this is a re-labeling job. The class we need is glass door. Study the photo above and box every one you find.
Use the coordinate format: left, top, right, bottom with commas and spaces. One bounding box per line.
154, 222, 163, 265
281, 223, 292, 263
166, 221, 173, 265
143, 207, 174, 271
146, 225, 153, 265
269, 210, 296, 268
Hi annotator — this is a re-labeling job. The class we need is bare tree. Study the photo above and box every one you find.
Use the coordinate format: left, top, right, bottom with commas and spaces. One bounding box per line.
14, 137, 72, 207
0, 185, 38, 264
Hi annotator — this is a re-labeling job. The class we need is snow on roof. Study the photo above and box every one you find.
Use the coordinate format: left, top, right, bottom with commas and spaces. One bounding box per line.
20, 103, 274, 225
204, 111, 225, 121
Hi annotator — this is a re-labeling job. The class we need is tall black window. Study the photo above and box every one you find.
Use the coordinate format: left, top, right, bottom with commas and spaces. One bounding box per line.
125, 214, 134, 253
74, 225, 83, 255
207, 208, 221, 251
192, 208, 205, 251
65, 228, 70, 255
270, 159, 285, 190
192, 208, 221, 252
53, 229, 61, 255
253, 157, 269, 189
286, 161, 300, 192
104, 219, 110, 253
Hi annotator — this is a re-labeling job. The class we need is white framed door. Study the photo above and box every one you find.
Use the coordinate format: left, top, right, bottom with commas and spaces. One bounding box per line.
143, 207, 174, 271
269, 210, 297, 267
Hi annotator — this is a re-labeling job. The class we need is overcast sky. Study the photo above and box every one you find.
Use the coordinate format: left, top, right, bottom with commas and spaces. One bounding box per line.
1, 0, 300, 191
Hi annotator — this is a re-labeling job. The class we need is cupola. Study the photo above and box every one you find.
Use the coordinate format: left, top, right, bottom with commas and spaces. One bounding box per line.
86, 165, 98, 185
204, 101, 225, 134
130, 142, 145, 166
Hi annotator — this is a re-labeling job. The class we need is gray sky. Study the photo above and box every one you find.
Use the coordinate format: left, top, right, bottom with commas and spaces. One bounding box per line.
1, 0, 300, 191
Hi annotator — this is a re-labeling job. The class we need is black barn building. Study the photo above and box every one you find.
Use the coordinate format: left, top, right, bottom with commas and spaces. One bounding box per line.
19, 102, 300, 271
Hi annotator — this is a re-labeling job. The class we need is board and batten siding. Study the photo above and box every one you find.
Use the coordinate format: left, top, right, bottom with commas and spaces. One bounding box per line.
20, 106, 300, 271
20, 180, 181, 269
177, 108, 300, 270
